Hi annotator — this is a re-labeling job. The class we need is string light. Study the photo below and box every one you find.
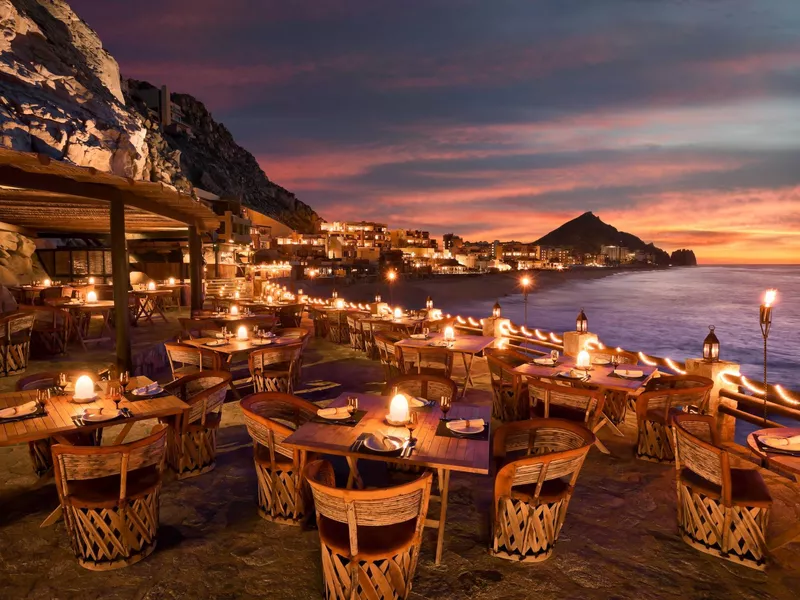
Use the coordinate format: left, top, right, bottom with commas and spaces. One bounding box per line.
520, 326, 533, 337
775, 384, 800, 406
534, 329, 547, 341
665, 357, 686, 375
456, 316, 466, 324
549, 332, 562, 343
467, 317, 480, 327
741, 375, 765, 396
638, 352, 657, 366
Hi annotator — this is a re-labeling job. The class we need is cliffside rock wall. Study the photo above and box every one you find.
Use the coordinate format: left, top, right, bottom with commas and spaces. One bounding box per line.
0, 0, 147, 176
0, 230, 47, 285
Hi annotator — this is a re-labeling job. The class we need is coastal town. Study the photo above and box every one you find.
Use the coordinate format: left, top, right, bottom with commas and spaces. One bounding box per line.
0, 2, 796, 600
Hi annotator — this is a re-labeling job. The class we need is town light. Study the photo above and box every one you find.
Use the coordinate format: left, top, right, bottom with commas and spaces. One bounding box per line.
703, 326, 720, 362
493, 301, 501, 318
576, 308, 588, 333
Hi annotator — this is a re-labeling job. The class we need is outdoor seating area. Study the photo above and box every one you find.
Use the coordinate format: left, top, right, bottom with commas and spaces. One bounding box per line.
1, 282, 800, 599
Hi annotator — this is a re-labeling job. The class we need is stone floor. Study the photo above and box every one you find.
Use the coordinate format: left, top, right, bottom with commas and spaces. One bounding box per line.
1, 323, 799, 599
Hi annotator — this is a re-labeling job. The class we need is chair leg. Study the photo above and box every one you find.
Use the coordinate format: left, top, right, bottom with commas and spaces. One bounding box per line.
491, 495, 569, 562
254, 462, 307, 525
636, 420, 674, 462
168, 426, 217, 479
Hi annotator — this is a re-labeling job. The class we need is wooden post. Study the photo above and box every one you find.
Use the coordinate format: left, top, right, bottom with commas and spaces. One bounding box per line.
110, 201, 132, 372
188, 226, 203, 312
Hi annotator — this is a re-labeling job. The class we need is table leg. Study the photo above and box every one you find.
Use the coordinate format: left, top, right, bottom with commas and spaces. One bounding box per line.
346, 456, 363, 490
40, 505, 62, 528
459, 353, 475, 398
112, 423, 134, 445
434, 468, 451, 564
153, 297, 169, 322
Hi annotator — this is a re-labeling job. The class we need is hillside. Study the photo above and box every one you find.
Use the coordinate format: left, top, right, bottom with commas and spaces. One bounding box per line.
534, 212, 681, 264
0, 0, 319, 232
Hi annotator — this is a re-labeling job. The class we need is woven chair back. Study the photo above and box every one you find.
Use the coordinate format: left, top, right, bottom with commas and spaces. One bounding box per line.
241, 393, 317, 462
384, 374, 458, 403
525, 377, 605, 425
636, 375, 713, 421
16, 369, 99, 391
167, 371, 231, 426
672, 413, 725, 488
397, 345, 453, 378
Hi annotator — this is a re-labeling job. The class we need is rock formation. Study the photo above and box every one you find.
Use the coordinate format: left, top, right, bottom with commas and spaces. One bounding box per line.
670, 249, 698, 266
0, 230, 47, 285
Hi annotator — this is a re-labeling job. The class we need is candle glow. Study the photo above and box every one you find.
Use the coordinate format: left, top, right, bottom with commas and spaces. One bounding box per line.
763, 289, 777, 307
576, 350, 591, 369
147, 281, 156, 291
394, 307, 402, 319
335, 298, 346, 309
88, 277, 95, 285
73, 375, 95, 400
168, 277, 176, 285
230, 305, 239, 315
234, 290, 240, 299
388, 394, 410, 424
43, 278, 51, 287
86, 290, 97, 303
444, 325, 455, 341
237, 325, 248, 340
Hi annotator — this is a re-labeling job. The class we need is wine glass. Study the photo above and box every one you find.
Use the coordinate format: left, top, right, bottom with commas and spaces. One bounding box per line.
56, 372, 67, 395
347, 396, 359, 422
406, 411, 419, 445
111, 383, 122, 413
422, 326, 430, 338
119, 371, 130, 397
440, 395, 451, 421
550, 350, 559, 364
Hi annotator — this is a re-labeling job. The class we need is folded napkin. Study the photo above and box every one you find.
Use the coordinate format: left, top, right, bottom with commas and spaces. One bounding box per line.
133, 382, 160, 395
449, 418, 485, 429
760, 434, 800, 449
569, 369, 586, 378
615, 369, 644, 378
0, 400, 38, 419
370, 431, 393, 450
83, 408, 111, 418
317, 406, 350, 418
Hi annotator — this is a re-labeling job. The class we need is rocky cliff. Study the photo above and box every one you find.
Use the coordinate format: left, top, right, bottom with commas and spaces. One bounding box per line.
0, 0, 319, 233
125, 80, 320, 232
670, 249, 697, 266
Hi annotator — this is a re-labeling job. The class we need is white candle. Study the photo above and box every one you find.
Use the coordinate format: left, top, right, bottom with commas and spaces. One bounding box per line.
86, 290, 98, 303
168, 277, 176, 286
577, 350, 591, 369
230, 305, 239, 315
388, 394, 409, 424
267, 295, 273, 304
444, 325, 455, 341
298, 289, 304, 295
73, 375, 95, 400
335, 298, 345, 309
394, 307, 403, 319
237, 325, 248, 340
234, 290, 240, 299
43, 279, 51, 287
147, 281, 156, 291
88, 277, 95, 285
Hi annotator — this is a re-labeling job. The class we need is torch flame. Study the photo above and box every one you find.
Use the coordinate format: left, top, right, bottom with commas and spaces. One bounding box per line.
764, 288, 777, 307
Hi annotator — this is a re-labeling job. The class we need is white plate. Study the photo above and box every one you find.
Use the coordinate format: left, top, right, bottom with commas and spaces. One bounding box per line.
131, 386, 164, 397
82, 409, 121, 422
592, 357, 611, 365
364, 435, 404, 452
446, 421, 485, 435
557, 370, 586, 380
72, 395, 99, 404
252, 339, 273, 345
614, 369, 644, 379
410, 334, 429, 340
205, 340, 228, 347
0, 402, 38, 419
759, 436, 800, 452
533, 357, 556, 366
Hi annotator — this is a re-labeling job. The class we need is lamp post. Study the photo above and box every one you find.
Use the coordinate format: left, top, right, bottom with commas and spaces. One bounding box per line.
520, 275, 531, 326
759, 289, 777, 423
387, 270, 397, 305
702, 326, 719, 362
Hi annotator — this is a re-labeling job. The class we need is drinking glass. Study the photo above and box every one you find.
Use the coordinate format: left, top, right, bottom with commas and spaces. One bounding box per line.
406, 411, 419, 444
56, 372, 67, 395
347, 396, 359, 421
119, 371, 130, 396
440, 395, 452, 421
111, 383, 122, 413
550, 350, 559, 363
422, 327, 430, 338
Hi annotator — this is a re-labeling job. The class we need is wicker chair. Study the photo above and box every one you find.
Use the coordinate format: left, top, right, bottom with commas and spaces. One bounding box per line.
274, 328, 311, 387
241, 393, 318, 524
0, 311, 34, 377
526, 376, 608, 454
249, 343, 303, 394
346, 314, 364, 351
372, 332, 400, 382
309, 307, 329, 338
21, 305, 72, 356
179, 317, 221, 339
397, 345, 454, 379
17, 369, 99, 475
161, 371, 231, 479
362, 321, 393, 360
485, 347, 530, 421
384, 373, 458, 404
672, 414, 771, 569
635, 375, 713, 463
164, 342, 222, 379
491, 418, 594, 562
305, 459, 432, 600
278, 303, 305, 328
51, 424, 168, 570
326, 310, 349, 344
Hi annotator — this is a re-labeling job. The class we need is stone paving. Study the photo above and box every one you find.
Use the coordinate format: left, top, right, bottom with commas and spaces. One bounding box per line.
1, 325, 799, 599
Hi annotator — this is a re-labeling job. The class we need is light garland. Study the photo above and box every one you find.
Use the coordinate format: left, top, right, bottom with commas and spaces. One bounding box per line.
775, 384, 800, 406
665, 357, 686, 375
638, 352, 657, 366
534, 329, 547, 341
549, 332, 562, 343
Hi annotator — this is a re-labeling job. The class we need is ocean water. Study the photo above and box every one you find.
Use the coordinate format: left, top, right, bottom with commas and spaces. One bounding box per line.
454, 265, 799, 392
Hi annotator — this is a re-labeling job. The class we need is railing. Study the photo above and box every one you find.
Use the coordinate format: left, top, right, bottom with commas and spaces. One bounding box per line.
303, 296, 799, 429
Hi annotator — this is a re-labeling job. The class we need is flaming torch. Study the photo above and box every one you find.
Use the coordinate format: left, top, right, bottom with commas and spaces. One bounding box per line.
759, 289, 777, 423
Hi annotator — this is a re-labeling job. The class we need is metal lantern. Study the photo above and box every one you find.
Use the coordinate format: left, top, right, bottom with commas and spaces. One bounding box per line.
493, 301, 502, 318
375, 294, 382, 303
426, 296, 433, 309
332, 289, 338, 299
576, 308, 588, 333
703, 325, 720, 362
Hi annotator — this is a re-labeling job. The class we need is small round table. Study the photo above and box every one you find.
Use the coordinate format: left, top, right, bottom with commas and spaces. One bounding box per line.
746, 427, 800, 481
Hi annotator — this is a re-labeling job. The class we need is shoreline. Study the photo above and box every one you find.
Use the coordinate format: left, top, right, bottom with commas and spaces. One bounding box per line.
300, 265, 676, 313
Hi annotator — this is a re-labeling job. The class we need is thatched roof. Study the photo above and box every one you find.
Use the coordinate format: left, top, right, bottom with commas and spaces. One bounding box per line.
0, 149, 220, 234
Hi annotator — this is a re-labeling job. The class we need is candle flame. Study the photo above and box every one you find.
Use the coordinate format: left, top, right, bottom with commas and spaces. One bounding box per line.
237, 325, 248, 340
86, 290, 97, 303
147, 281, 156, 291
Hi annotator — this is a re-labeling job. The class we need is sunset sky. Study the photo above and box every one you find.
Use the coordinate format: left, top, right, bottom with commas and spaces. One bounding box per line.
72, 0, 800, 264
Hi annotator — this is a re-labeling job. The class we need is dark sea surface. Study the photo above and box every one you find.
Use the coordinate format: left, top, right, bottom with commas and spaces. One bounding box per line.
454, 264, 799, 394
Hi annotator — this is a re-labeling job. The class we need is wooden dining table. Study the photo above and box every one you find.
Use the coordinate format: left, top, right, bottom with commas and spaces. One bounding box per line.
132, 289, 173, 324
63, 299, 115, 350
747, 427, 800, 551
513, 357, 659, 394
283, 392, 491, 564
182, 335, 301, 366
0, 375, 189, 526
396, 332, 498, 397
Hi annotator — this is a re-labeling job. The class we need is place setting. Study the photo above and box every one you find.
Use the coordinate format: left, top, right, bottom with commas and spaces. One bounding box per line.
754, 432, 800, 457
435, 395, 489, 440
0, 390, 49, 425
313, 396, 367, 427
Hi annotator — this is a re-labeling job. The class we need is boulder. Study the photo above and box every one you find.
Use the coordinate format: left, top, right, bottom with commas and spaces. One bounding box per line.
0, 265, 19, 287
